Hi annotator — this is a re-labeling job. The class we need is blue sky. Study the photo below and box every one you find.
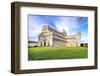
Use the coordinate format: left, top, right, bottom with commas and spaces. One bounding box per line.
28, 15, 88, 43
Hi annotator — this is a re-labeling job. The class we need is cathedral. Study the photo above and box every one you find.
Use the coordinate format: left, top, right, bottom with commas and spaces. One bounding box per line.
38, 24, 81, 47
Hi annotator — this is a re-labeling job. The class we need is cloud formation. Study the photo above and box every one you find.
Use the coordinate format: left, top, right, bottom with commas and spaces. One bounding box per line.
28, 15, 88, 43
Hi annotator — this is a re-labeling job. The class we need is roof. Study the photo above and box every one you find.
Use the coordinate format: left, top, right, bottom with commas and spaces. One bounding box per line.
47, 25, 66, 36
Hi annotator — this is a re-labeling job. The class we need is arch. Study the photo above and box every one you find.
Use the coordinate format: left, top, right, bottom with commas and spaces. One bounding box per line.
44, 40, 46, 46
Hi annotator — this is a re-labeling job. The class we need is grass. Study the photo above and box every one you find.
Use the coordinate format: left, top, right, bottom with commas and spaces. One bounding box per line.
28, 47, 88, 60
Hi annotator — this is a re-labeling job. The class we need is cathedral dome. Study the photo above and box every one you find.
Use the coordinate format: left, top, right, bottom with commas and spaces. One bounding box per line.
62, 29, 67, 36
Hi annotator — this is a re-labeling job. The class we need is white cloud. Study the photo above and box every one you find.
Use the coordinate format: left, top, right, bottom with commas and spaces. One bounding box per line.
55, 20, 69, 33
29, 19, 43, 41
55, 17, 80, 35
55, 17, 88, 43
28, 16, 88, 43
81, 35, 88, 43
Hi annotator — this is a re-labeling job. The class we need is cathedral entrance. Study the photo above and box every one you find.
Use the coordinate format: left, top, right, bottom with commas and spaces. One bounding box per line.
44, 40, 46, 46
44, 42, 46, 46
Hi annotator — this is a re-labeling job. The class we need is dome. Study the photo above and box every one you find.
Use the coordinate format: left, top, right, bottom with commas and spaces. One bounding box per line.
62, 29, 67, 35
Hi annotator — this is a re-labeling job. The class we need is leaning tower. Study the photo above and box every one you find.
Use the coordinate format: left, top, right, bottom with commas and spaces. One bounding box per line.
76, 32, 81, 46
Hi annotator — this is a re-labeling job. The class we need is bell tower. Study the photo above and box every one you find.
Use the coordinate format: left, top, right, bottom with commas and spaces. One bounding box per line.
77, 32, 81, 39
76, 32, 81, 46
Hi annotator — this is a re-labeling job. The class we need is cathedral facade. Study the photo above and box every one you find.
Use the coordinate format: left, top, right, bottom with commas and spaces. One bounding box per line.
38, 24, 81, 47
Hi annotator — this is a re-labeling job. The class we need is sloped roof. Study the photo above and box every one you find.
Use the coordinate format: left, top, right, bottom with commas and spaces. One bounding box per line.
47, 25, 66, 36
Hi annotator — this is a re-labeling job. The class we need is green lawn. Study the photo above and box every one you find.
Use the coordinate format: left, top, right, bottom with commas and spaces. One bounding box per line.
28, 47, 88, 60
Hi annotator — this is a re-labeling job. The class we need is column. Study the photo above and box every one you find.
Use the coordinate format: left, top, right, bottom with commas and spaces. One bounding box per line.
46, 41, 48, 46
42, 42, 44, 46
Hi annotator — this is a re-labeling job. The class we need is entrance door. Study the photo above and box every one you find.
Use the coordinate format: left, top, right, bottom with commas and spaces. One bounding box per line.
44, 40, 46, 46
